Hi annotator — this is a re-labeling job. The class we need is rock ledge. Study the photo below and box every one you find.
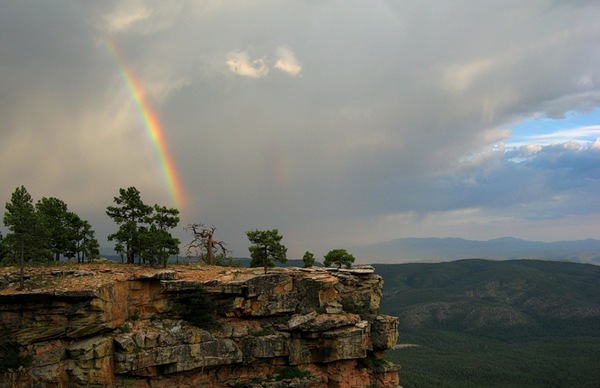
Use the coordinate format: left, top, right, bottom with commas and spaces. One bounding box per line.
0, 265, 399, 388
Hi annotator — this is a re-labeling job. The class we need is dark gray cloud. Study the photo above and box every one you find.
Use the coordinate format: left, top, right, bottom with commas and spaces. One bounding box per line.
1, 0, 599, 258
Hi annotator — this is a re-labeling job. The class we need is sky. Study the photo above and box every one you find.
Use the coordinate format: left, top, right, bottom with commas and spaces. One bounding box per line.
1, 0, 599, 260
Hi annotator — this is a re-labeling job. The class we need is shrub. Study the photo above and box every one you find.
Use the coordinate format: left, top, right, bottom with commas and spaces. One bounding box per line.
117, 324, 131, 333
276, 366, 312, 380
357, 355, 388, 370
341, 297, 377, 319
127, 311, 140, 322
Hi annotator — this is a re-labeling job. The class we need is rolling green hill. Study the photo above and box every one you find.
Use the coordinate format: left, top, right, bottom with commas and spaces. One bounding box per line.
374, 259, 600, 387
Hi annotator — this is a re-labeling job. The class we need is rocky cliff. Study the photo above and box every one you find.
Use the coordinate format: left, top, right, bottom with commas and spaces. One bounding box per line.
0, 264, 399, 387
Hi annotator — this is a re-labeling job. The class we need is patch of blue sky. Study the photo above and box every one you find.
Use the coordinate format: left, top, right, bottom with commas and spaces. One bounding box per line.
505, 108, 600, 149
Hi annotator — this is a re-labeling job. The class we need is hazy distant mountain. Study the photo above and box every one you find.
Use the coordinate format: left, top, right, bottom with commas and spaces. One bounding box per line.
354, 237, 600, 264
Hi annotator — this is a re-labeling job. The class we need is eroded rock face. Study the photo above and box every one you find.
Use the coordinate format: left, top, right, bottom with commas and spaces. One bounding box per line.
0, 266, 399, 387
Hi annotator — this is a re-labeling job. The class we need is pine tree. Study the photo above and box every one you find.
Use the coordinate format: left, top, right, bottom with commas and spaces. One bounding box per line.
3, 186, 46, 289
246, 229, 287, 273
36, 197, 70, 261
323, 249, 355, 269
302, 251, 315, 268
106, 187, 153, 264
106, 187, 180, 265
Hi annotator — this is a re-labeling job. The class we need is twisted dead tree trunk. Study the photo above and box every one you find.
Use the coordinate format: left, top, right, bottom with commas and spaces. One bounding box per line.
184, 223, 230, 265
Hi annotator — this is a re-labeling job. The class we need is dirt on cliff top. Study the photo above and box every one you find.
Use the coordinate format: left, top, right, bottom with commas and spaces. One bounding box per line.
0, 261, 262, 295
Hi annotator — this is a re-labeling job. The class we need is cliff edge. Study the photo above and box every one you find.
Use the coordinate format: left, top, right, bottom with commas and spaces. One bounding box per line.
0, 264, 399, 387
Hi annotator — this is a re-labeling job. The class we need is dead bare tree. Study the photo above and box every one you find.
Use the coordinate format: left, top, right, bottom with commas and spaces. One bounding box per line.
184, 223, 230, 266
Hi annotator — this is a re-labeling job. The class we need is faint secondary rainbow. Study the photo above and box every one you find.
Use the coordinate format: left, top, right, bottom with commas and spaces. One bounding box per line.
105, 37, 186, 210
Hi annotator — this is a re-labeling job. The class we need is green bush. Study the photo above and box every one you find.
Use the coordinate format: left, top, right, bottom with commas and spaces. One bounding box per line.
341, 297, 377, 319
117, 324, 131, 333
357, 356, 388, 369
276, 366, 312, 380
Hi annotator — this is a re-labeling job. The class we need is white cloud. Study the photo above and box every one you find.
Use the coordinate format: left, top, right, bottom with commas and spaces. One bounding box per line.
225, 50, 269, 78
225, 46, 302, 78
102, 1, 152, 33
507, 125, 600, 148
521, 144, 543, 156
274, 46, 302, 76
532, 125, 600, 142
99, 1, 183, 35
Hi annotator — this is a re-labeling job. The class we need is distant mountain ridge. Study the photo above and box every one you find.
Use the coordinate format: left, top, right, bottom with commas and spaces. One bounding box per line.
375, 259, 600, 330
355, 237, 600, 264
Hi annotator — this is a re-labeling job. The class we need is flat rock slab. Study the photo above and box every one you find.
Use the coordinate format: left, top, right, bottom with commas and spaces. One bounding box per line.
288, 311, 318, 330
136, 270, 180, 281
325, 266, 375, 275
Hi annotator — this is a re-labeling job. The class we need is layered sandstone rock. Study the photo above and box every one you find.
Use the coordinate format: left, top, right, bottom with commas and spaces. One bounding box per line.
0, 265, 399, 387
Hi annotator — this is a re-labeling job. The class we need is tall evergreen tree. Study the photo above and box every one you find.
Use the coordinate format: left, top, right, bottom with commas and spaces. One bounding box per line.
106, 187, 179, 265
149, 205, 180, 267
246, 229, 287, 274
36, 197, 70, 261
106, 187, 152, 264
36, 197, 100, 263
302, 251, 315, 268
140, 225, 179, 267
63, 212, 80, 262
79, 219, 100, 262
3, 186, 46, 289
151, 205, 180, 231
65, 213, 99, 262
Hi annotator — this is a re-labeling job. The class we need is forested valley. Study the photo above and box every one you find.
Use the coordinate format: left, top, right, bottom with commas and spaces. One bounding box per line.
377, 259, 600, 387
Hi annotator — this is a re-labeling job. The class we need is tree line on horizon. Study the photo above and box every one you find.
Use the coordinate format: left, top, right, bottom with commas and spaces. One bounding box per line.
1, 185, 356, 288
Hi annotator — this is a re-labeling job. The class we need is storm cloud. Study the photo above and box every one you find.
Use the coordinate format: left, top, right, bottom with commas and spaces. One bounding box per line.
1, 0, 599, 258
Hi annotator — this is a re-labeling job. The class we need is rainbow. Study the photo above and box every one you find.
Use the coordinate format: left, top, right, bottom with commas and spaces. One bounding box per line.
105, 37, 186, 210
